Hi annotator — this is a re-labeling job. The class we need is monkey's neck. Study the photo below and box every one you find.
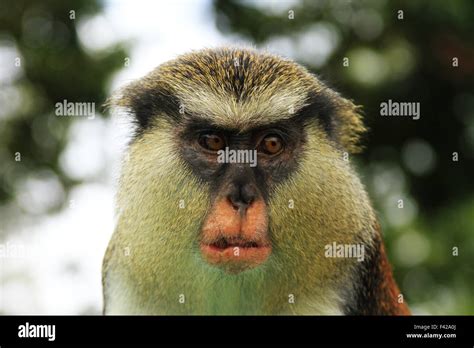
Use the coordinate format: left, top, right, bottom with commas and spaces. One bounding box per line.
344, 225, 410, 315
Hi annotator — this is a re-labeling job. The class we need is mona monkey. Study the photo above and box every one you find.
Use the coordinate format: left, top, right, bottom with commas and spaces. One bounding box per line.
102, 47, 410, 315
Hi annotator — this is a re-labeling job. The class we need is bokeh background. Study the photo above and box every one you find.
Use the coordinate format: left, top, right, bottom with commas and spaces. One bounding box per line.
0, 0, 473, 314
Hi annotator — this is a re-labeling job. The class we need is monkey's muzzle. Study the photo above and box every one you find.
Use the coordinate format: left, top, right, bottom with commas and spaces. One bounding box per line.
200, 198, 271, 274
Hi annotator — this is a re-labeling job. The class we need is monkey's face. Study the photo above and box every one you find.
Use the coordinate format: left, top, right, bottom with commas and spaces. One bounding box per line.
177, 119, 305, 273
113, 48, 371, 284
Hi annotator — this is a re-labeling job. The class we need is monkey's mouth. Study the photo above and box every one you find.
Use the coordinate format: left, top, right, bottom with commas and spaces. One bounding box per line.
209, 237, 262, 249
200, 236, 271, 274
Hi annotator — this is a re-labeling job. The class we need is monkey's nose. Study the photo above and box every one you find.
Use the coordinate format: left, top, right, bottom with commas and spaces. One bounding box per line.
227, 183, 257, 213
228, 198, 248, 213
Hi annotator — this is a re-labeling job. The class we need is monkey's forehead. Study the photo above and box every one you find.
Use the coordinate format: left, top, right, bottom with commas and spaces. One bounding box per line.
141, 47, 325, 130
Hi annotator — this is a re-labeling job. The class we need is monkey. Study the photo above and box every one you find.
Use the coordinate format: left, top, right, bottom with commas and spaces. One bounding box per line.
102, 47, 410, 315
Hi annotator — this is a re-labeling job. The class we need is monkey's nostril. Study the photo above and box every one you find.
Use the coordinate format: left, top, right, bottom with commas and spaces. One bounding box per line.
240, 184, 256, 205
228, 199, 250, 215
227, 196, 244, 211
227, 184, 257, 212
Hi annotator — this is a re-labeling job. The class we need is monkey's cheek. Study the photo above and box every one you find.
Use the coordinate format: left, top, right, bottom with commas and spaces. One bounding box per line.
200, 244, 272, 274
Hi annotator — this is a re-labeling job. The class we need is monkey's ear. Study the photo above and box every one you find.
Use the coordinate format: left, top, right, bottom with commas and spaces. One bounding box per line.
323, 88, 367, 154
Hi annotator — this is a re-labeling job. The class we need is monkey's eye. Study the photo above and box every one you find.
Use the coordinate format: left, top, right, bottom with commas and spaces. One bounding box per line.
198, 133, 226, 152
258, 135, 284, 155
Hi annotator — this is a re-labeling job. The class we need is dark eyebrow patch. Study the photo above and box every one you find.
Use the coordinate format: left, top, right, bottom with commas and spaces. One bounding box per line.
124, 87, 181, 138
294, 91, 336, 139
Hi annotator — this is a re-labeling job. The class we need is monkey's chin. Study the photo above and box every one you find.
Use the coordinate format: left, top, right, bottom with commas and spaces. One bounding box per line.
200, 243, 271, 274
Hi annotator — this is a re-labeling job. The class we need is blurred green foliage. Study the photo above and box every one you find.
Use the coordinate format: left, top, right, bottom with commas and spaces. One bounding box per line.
213, 0, 474, 314
0, 0, 126, 220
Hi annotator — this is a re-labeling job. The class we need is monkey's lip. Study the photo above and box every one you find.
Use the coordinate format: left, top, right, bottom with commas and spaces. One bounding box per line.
200, 237, 271, 273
